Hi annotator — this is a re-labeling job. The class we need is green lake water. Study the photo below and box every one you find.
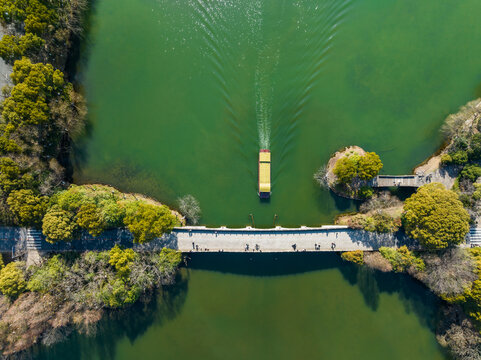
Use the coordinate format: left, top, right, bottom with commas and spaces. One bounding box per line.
35, 254, 447, 360
58, 1, 481, 358
74, 0, 481, 227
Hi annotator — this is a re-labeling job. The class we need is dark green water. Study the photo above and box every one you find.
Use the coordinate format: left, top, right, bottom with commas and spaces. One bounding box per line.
74, 0, 481, 227
35, 254, 447, 360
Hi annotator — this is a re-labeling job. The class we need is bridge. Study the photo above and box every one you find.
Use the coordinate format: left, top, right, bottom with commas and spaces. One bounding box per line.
370, 175, 432, 188
0, 225, 475, 265
15, 226, 410, 257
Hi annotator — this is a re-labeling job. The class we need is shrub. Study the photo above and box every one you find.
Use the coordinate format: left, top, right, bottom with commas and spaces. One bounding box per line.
109, 245, 136, 278
0, 262, 26, 298
460, 164, 481, 182
157, 248, 183, 273
450, 150, 468, 165
358, 186, 373, 199
27, 255, 67, 293
341, 250, 364, 265
441, 153, 453, 165
100, 278, 140, 308
379, 246, 424, 272
124, 203, 177, 243
402, 183, 470, 249
42, 205, 77, 243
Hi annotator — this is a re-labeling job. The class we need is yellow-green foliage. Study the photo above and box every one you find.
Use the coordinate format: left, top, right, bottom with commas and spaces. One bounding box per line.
341, 250, 364, 265
76, 203, 106, 237
0, 0, 58, 62
2, 58, 66, 127
109, 245, 136, 278
333, 151, 383, 184
100, 278, 140, 308
27, 255, 67, 293
47, 184, 180, 242
124, 203, 177, 244
42, 205, 77, 243
379, 246, 425, 273
0, 261, 26, 298
7, 189, 47, 226
158, 248, 183, 272
347, 212, 400, 233
402, 183, 470, 249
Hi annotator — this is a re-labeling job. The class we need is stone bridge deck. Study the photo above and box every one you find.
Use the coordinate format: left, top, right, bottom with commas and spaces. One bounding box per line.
15, 226, 412, 254
173, 226, 405, 252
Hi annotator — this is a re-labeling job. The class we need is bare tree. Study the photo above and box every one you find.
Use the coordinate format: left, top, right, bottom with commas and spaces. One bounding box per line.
313, 165, 328, 189
422, 248, 477, 297
178, 195, 201, 225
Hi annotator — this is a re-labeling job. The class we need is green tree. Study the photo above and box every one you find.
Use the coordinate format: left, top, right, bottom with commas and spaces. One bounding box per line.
0, 262, 26, 298
460, 164, 481, 182
450, 150, 468, 165
402, 183, 470, 249
0, 157, 33, 195
7, 189, 47, 226
76, 203, 106, 237
2, 58, 65, 127
42, 205, 77, 243
109, 245, 136, 278
0, 33, 44, 63
124, 203, 177, 243
333, 155, 358, 183
358, 152, 383, 180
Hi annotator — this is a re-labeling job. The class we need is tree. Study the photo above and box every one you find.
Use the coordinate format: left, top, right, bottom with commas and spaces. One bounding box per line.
0, 33, 44, 63
422, 249, 477, 298
124, 203, 177, 243
0, 262, 26, 298
403, 183, 470, 249
109, 245, 136, 278
0, 157, 34, 195
76, 203, 106, 237
2, 58, 65, 127
178, 194, 201, 225
460, 165, 481, 182
358, 152, 383, 180
333, 154, 358, 183
42, 205, 77, 243
7, 189, 47, 226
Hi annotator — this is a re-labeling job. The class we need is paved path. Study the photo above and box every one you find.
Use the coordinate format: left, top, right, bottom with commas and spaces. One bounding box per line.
165, 226, 407, 253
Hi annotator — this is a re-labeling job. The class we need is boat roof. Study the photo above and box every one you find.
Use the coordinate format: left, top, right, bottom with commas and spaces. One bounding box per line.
259, 151, 271, 162
259, 150, 271, 193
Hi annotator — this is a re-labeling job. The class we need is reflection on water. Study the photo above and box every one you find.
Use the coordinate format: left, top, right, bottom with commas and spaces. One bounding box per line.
33, 254, 446, 360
